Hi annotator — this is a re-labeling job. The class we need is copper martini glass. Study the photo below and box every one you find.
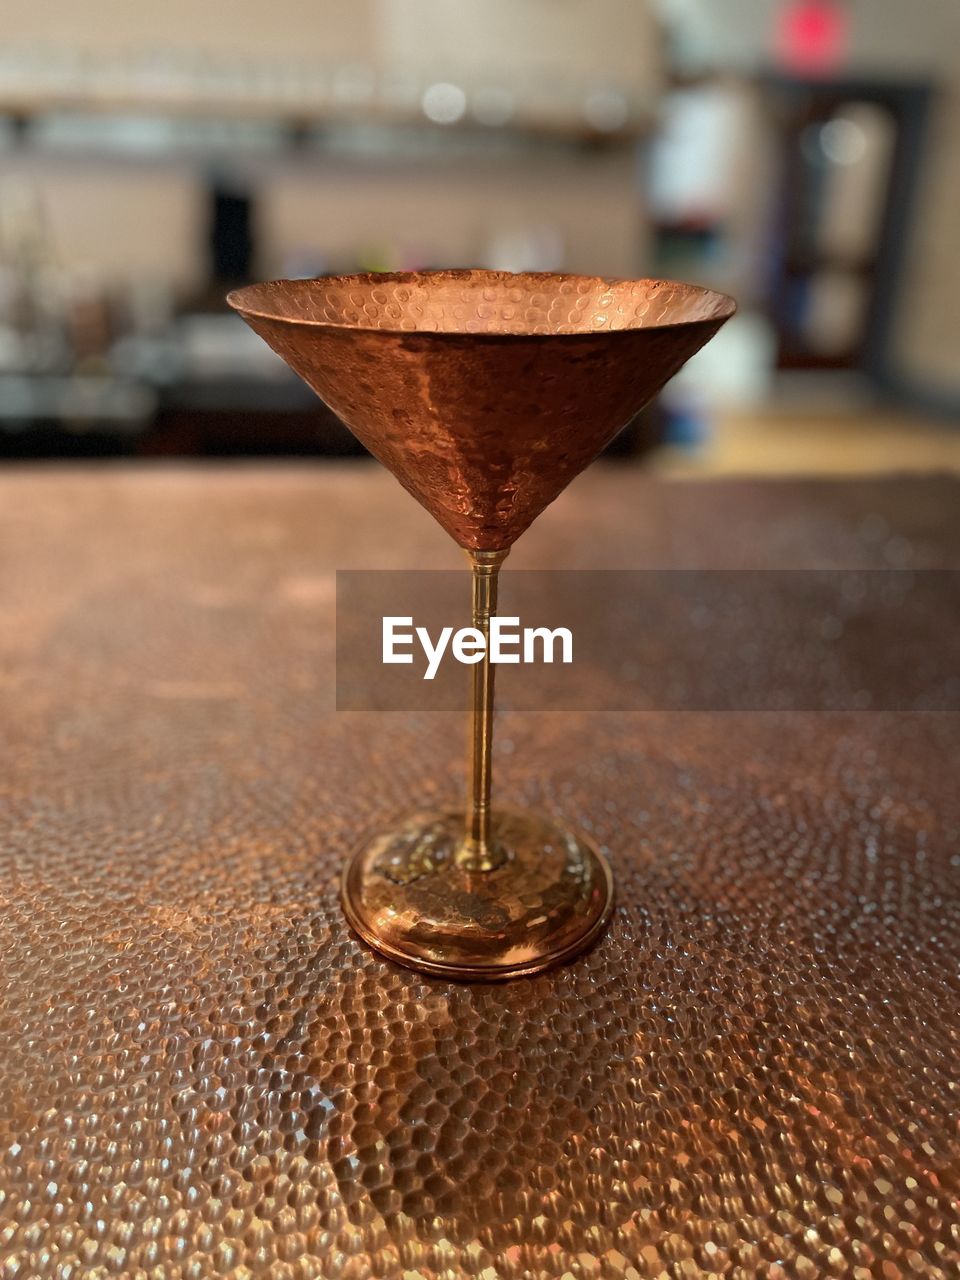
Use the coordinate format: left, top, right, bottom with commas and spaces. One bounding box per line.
228, 270, 735, 980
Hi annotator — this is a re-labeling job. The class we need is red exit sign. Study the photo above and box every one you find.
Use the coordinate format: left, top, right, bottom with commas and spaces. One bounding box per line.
775, 0, 850, 75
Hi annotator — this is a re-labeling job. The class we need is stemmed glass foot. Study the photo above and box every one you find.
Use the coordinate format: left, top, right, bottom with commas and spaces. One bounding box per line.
341, 808, 613, 980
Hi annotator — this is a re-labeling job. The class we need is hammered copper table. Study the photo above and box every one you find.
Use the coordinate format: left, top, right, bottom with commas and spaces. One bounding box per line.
1, 465, 958, 1280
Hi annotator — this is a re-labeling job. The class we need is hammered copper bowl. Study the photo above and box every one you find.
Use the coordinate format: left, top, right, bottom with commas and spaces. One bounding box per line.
227, 270, 736, 550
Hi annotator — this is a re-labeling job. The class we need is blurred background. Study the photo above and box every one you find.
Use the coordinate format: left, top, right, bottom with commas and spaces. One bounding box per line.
0, 0, 958, 473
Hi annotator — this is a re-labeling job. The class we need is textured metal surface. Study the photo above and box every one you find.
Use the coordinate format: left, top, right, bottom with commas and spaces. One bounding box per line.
227, 271, 734, 550
2, 466, 960, 1279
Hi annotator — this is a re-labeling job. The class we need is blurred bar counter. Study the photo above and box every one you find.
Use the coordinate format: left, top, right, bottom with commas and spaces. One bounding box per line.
0, 310, 656, 459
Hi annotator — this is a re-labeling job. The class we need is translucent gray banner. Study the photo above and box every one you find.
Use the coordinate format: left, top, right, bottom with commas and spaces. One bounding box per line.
336, 570, 960, 712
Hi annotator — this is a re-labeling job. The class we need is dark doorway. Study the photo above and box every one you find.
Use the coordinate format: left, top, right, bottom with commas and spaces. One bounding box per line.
764, 77, 932, 380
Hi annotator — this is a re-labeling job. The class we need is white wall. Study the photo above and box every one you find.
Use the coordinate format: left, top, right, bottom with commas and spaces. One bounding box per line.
0, 0, 378, 62
2, 0, 659, 88
0, 1, 658, 286
894, 85, 960, 396
257, 150, 642, 279
378, 0, 660, 92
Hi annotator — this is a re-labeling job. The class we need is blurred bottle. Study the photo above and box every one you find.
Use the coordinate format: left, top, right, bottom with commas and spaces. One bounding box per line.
62, 267, 115, 374
0, 178, 67, 372
356, 243, 401, 274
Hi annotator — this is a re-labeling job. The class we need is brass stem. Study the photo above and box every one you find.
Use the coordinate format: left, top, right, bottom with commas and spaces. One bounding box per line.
458, 548, 509, 871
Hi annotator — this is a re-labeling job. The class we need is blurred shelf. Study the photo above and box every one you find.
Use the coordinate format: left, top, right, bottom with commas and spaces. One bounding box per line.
0, 368, 655, 461
0, 374, 155, 430
0, 86, 650, 153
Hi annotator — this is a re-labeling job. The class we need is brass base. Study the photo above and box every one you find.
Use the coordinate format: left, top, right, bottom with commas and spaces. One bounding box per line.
341, 809, 614, 981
